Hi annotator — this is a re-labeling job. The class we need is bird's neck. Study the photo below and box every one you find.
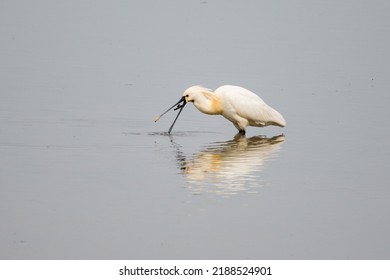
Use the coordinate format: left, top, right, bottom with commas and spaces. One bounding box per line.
194, 90, 223, 115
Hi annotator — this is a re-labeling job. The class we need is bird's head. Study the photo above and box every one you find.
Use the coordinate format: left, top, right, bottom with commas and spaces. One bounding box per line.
183, 85, 212, 103
155, 85, 213, 134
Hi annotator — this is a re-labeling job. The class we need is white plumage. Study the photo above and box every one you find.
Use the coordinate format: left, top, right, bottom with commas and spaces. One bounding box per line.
155, 85, 286, 134
183, 85, 286, 134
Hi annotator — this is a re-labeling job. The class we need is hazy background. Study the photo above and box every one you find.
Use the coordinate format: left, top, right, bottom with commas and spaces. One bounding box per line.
1, 0, 389, 259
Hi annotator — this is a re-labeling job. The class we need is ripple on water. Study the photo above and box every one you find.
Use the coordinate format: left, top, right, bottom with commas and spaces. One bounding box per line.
123, 131, 220, 137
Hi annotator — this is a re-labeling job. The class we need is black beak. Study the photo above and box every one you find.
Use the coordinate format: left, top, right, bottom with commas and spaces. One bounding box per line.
155, 96, 187, 134
173, 96, 186, 111
168, 97, 187, 134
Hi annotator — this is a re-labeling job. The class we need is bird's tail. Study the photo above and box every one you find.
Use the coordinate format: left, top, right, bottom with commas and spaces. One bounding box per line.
269, 107, 286, 127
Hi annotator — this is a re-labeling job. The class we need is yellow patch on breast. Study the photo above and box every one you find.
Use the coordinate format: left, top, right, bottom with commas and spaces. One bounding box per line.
211, 97, 223, 114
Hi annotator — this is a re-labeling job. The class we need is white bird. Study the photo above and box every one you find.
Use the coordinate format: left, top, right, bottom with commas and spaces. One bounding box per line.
155, 85, 286, 134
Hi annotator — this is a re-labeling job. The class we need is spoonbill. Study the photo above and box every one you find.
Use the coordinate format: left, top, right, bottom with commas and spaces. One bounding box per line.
155, 85, 286, 134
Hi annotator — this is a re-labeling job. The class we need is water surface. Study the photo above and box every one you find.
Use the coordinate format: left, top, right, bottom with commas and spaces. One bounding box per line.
1, 0, 390, 259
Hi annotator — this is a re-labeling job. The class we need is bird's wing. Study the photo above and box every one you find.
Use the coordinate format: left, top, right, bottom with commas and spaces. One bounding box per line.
217, 86, 285, 127
231, 96, 271, 126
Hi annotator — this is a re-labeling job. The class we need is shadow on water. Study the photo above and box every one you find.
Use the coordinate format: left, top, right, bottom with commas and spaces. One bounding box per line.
170, 134, 286, 196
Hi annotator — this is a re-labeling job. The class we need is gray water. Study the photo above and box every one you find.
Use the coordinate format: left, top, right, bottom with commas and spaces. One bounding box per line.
1, 0, 389, 259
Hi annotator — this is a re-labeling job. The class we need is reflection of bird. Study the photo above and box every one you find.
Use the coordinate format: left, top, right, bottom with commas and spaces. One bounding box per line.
174, 134, 285, 196
155, 85, 286, 134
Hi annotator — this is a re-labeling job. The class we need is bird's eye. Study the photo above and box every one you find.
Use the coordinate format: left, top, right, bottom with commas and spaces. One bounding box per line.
185, 94, 189, 97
